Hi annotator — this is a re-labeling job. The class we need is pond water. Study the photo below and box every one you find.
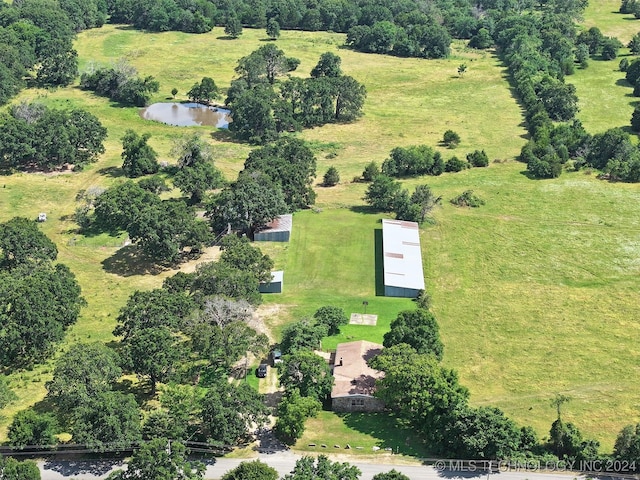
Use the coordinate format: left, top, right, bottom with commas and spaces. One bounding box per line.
139, 102, 232, 128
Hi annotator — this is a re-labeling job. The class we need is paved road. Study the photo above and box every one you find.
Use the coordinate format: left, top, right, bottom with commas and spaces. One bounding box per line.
37, 452, 632, 480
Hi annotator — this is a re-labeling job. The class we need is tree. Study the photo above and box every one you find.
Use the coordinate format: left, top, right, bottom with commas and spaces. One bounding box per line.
200, 380, 269, 446
227, 84, 278, 144
46, 342, 122, 411
7, 410, 57, 448
0, 217, 57, 269
126, 199, 212, 262
115, 288, 193, 392
457, 63, 467, 77
362, 161, 379, 181
218, 235, 274, 283
279, 350, 333, 401
373, 471, 411, 480
323, 166, 340, 186
445, 156, 469, 172
187, 77, 218, 104
108, 438, 205, 480
121, 130, 159, 178
206, 171, 287, 237
236, 44, 290, 85
601, 37, 623, 60
311, 52, 342, 78
383, 309, 444, 360
443, 130, 461, 148
313, 306, 348, 335
283, 455, 360, 480
614, 424, 640, 462
632, 104, 640, 132
244, 137, 317, 209
173, 161, 225, 204
93, 181, 161, 232
280, 318, 329, 354
0, 376, 16, 410
445, 406, 522, 459
0, 263, 85, 368
369, 344, 470, 452
274, 389, 321, 444
409, 185, 441, 223
334, 75, 367, 121
364, 175, 401, 211
467, 150, 489, 167
71, 391, 141, 451
266, 18, 280, 40
221, 460, 278, 480
469, 28, 493, 49
0, 456, 41, 480
171, 87, 178, 98
225, 14, 242, 38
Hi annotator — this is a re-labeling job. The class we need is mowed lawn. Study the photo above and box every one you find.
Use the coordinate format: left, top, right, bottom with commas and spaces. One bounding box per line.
0, 16, 639, 452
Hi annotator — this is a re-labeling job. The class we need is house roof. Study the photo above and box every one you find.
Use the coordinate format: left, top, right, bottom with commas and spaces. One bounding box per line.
382, 219, 425, 291
257, 214, 292, 234
331, 340, 384, 398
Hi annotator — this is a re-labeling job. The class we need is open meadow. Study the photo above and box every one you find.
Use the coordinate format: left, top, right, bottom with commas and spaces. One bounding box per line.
1, 7, 640, 452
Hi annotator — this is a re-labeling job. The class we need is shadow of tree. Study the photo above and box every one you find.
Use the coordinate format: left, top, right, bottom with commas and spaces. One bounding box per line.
338, 412, 432, 457
101, 245, 166, 277
98, 166, 125, 178
44, 457, 125, 477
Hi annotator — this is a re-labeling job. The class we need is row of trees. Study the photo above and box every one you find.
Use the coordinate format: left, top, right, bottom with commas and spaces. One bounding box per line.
381, 145, 488, 178
226, 47, 366, 143
80, 60, 160, 107
368, 305, 601, 460
0, 218, 85, 369
0, 0, 79, 106
0, 102, 107, 172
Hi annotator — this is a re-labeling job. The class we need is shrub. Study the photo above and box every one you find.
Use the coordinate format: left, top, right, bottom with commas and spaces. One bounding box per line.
467, 149, 489, 167
445, 156, 469, 172
443, 130, 461, 148
323, 166, 340, 186
362, 161, 380, 181
450, 190, 485, 208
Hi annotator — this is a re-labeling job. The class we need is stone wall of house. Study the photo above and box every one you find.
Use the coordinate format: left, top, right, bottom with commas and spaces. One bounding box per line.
332, 395, 384, 413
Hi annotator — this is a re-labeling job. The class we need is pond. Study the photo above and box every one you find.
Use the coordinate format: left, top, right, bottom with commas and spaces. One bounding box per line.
139, 102, 232, 128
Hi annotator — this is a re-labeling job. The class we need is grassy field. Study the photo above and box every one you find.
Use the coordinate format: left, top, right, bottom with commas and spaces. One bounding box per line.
1, 7, 639, 453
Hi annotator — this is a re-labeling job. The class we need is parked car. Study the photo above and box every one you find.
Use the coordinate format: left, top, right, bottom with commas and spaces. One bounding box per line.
271, 349, 282, 365
256, 363, 268, 378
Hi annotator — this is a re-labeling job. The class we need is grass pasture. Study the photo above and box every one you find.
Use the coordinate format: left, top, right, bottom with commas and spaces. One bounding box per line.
0, 8, 640, 452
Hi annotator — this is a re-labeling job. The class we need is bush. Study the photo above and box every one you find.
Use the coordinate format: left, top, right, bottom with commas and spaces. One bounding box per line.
443, 130, 461, 148
362, 161, 380, 181
323, 166, 340, 186
445, 156, 469, 172
467, 149, 489, 167
450, 190, 485, 207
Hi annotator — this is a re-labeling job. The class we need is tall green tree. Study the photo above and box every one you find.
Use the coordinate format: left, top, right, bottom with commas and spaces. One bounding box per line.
244, 137, 317, 209
274, 389, 321, 444
7, 410, 57, 448
279, 350, 333, 401
108, 438, 205, 480
46, 342, 122, 411
283, 455, 360, 480
206, 171, 287, 237
383, 309, 444, 360
222, 460, 278, 480
0, 217, 57, 269
121, 130, 159, 178
71, 391, 141, 451
200, 380, 269, 445
313, 306, 348, 335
